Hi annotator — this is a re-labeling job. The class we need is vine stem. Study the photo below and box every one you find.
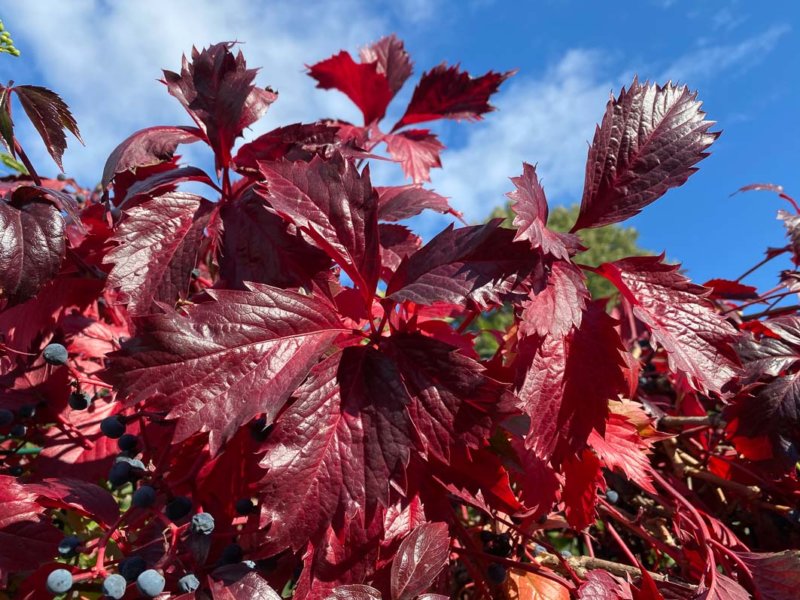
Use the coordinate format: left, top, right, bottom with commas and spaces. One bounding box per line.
450, 546, 576, 592
13, 139, 41, 185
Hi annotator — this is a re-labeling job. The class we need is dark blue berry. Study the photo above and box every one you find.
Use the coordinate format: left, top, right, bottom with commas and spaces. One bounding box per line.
9, 424, 26, 438
119, 555, 146, 582
58, 535, 80, 557
479, 530, 495, 544
561, 550, 573, 558
101, 573, 127, 599
68, 391, 92, 410
117, 433, 138, 453
46, 568, 73, 594
533, 544, 547, 555
43, 343, 68, 366
9, 465, 23, 476
221, 543, 243, 564
606, 489, 620, 504
235, 498, 255, 515
132, 485, 156, 508
136, 569, 165, 598
487, 563, 507, 585
101, 416, 126, 439
242, 560, 256, 569
178, 573, 200, 593
165, 496, 193, 521
191, 512, 215, 535
108, 461, 132, 487
19, 404, 36, 418
0, 408, 13, 426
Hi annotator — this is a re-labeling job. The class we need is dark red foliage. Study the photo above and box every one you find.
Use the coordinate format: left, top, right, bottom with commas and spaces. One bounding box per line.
1, 34, 799, 600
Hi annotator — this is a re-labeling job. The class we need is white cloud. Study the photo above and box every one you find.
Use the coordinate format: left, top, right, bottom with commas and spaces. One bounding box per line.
2, 0, 391, 180
662, 24, 790, 83
427, 49, 615, 224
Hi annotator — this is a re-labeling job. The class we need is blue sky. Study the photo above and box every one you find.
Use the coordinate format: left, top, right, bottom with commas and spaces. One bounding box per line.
2, 0, 798, 294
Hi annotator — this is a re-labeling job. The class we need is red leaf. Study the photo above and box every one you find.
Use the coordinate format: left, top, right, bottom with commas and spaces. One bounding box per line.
387, 220, 544, 309
562, 449, 605, 529
233, 122, 340, 173
219, 188, 332, 290
26, 478, 119, 527
701, 279, 759, 301
588, 412, 656, 493
101, 125, 203, 190
390, 522, 450, 600
331, 585, 382, 599
520, 260, 590, 339
379, 224, 421, 280
733, 373, 800, 438
577, 570, 634, 600
257, 153, 381, 299
737, 316, 800, 380
735, 550, 800, 600
308, 50, 393, 125
382, 333, 506, 463
294, 509, 384, 599
384, 130, 444, 184
596, 256, 740, 394
0, 475, 61, 578
509, 441, 560, 520
0, 197, 64, 305
508, 162, 580, 260
257, 349, 411, 555
518, 302, 627, 461
109, 284, 349, 452
777, 209, 800, 264
104, 193, 212, 315
573, 79, 718, 231
209, 571, 282, 600
697, 574, 750, 600
120, 165, 216, 205
360, 35, 413, 96
731, 183, 785, 196
376, 185, 456, 222
12, 85, 82, 170
163, 43, 277, 169
393, 64, 512, 130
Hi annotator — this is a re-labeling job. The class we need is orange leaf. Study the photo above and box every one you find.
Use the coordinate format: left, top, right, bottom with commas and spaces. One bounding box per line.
505, 569, 571, 600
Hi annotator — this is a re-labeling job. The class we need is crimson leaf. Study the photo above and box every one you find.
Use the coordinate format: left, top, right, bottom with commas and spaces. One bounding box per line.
257, 153, 381, 299
392, 64, 512, 130
573, 79, 718, 231
104, 193, 212, 316
379, 224, 421, 280
735, 550, 800, 600
376, 184, 455, 222
390, 522, 450, 600
258, 349, 411, 555
101, 125, 203, 190
737, 316, 800, 380
382, 333, 506, 463
13, 84, 82, 170
387, 220, 544, 309
519, 260, 589, 339
120, 166, 216, 205
562, 449, 605, 529
308, 51, 393, 125
734, 374, 800, 438
508, 162, 580, 260
0, 196, 64, 305
359, 34, 413, 96
0, 475, 61, 577
384, 129, 444, 184
596, 255, 740, 394
109, 284, 349, 452
233, 122, 340, 174
163, 43, 277, 170
219, 188, 332, 290
26, 478, 119, 527
517, 302, 627, 462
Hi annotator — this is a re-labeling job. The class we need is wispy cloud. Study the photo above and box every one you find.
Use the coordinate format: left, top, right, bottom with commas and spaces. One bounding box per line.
662, 24, 790, 82
1, 0, 391, 180
427, 49, 615, 225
